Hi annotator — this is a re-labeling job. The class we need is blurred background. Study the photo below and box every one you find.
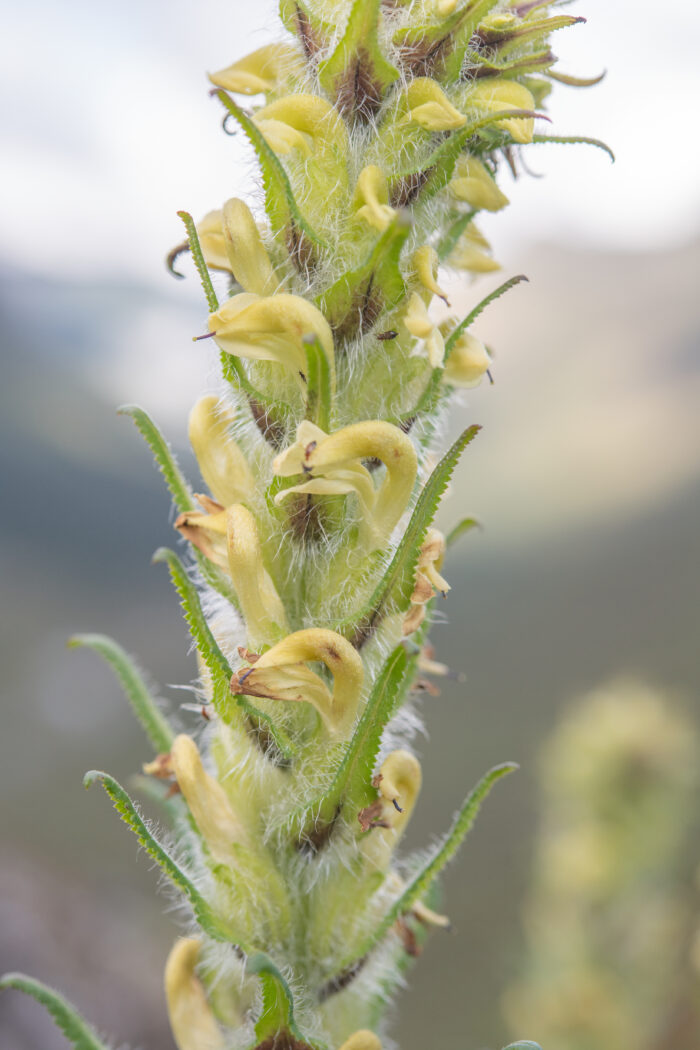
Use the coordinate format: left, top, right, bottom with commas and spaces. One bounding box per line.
1, 1, 699, 1048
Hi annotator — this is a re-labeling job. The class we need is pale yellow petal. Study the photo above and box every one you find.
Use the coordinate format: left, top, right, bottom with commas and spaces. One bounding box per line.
165, 938, 224, 1050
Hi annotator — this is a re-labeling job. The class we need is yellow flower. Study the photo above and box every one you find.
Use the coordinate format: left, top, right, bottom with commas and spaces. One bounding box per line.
208, 43, 299, 95
195, 211, 229, 272
443, 332, 491, 388
450, 156, 509, 212
175, 502, 288, 647
412, 245, 449, 304
468, 80, 536, 144
165, 938, 224, 1050
404, 78, 466, 132
221, 199, 278, 296
274, 420, 417, 549
171, 734, 249, 866
404, 292, 445, 367
231, 628, 364, 736
338, 1032, 382, 1050
188, 396, 255, 507
446, 222, 500, 273
208, 292, 334, 381
353, 166, 396, 232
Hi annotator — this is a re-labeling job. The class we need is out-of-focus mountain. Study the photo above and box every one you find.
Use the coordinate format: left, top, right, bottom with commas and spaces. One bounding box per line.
0, 237, 698, 1050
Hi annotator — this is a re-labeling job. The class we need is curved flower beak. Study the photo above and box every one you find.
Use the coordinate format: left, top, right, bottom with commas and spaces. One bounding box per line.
231, 628, 364, 736
403, 78, 466, 131
274, 421, 417, 549
226, 504, 289, 647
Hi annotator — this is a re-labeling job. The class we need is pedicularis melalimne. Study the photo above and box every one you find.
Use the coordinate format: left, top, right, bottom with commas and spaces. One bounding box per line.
2, 2, 610, 1048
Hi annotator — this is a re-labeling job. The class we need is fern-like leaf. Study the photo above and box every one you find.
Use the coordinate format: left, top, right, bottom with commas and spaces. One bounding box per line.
117, 404, 194, 514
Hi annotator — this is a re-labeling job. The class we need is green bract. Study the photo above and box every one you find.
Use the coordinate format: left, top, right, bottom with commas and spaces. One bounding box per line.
2, 1, 608, 1048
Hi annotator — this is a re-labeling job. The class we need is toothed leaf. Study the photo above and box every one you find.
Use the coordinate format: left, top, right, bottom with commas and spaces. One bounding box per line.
176, 209, 220, 312
117, 404, 195, 514
214, 91, 327, 250
68, 634, 174, 753
0, 974, 109, 1050
437, 208, 477, 263
84, 770, 240, 944
531, 133, 615, 162
297, 644, 415, 839
319, 0, 399, 123
153, 546, 234, 679
333, 762, 517, 973
407, 275, 528, 419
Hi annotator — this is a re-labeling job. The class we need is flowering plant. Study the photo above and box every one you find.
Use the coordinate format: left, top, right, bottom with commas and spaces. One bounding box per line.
1, 1, 607, 1047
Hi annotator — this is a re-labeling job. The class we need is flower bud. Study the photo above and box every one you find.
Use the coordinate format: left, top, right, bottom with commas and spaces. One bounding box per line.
171, 735, 248, 866
165, 938, 224, 1050
188, 396, 255, 507
221, 199, 277, 296
232, 628, 364, 736
450, 156, 509, 212
208, 43, 299, 95
443, 333, 491, 388
353, 166, 396, 232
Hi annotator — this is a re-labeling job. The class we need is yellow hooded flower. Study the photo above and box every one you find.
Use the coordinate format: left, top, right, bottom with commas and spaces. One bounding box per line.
446, 222, 500, 273
404, 292, 445, 368
353, 166, 396, 232
274, 420, 417, 548
171, 734, 249, 865
231, 628, 364, 736
412, 245, 449, 304
208, 43, 300, 95
208, 292, 335, 382
404, 78, 467, 132
188, 396, 255, 507
195, 211, 229, 273
221, 199, 278, 296
443, 332, 491, 388
467, 80, 537, 144
450, 156, 510, 212
165, 938, 224, 1050
338, 1032, 382, 1050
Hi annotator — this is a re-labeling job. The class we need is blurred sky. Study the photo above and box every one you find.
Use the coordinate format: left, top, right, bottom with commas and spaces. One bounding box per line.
1, 0, 700, 288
